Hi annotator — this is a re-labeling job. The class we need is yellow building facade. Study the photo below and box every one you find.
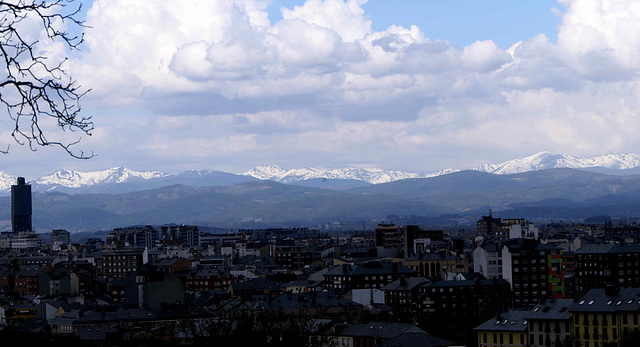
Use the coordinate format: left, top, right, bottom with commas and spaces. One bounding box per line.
475, 309, 529, 347
571, 287, 640, 347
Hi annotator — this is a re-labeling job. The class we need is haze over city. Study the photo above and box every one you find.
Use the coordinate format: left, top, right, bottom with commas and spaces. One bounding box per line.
4, 0, 638, 179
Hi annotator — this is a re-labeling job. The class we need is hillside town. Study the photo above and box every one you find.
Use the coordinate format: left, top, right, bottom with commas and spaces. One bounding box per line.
3, 177, 640, 347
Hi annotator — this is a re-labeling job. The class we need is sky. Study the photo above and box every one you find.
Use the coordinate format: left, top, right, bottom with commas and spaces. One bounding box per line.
4, 0, 640, 178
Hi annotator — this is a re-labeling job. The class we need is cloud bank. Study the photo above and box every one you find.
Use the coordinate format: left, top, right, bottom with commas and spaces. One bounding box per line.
28, 0, 640, 175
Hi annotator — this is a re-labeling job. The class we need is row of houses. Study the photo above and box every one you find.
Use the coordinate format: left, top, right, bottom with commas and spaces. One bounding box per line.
476, 286, 640, 347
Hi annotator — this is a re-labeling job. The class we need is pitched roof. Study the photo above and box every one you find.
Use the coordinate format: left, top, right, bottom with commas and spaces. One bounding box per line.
570, 287, 640, 313
422, 278, 509, 288
325, 261, 416, 277
338, 322, 426, 339
475, 309, 530, 332
380, 332, 457, 347
576, 243, 640, 254
381, 277, 428, 291
526, 298, 574, 321
74, 308, 159, 325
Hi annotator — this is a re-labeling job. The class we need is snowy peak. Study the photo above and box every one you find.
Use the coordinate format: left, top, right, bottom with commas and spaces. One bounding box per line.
0, 171, 18, 191
242, 165, 420, 184
242, 152, 640, 185
35, 167, 169, 188
5, 151, 640, 194
472, 152, 640, 175
241, 165, 288, 181
583, 153, 640, 170
473, 152, 581, 175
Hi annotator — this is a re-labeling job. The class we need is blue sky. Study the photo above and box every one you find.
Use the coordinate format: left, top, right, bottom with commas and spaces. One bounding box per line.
269, 0, 563, 48
5, 0, 640, 179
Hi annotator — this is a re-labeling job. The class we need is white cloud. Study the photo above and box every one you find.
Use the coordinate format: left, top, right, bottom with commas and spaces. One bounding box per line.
460, 40, 511, 72
12, 0, 640, 176
557, 0, 640, 79
280, 0, 371, 42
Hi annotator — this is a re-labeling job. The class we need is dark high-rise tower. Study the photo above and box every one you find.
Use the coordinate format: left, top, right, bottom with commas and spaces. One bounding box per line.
11, 177, 32, 232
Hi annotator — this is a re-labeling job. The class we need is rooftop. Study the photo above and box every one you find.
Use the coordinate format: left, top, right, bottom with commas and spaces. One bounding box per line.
475, 309, 530, 332
570, 287, 640, 313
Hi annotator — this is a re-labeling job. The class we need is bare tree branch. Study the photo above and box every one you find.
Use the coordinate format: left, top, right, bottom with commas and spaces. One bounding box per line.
0, 0, 93, 158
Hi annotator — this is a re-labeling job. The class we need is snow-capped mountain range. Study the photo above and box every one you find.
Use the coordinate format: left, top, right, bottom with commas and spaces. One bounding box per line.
3, 151, 640, 193
241, 164, 441, 184
36, 167, 170, 188
241, 152, 640, 183
474, 152, 640, 175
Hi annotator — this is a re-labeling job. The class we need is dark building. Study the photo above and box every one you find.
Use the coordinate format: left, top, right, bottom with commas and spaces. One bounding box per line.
503, 238, 564, 307
477, 210, 503, 238
403, 225, 445, 258
562, 251, 576, 299
102, 248, 145, 279
50, 229, 71, 245
419, 278, 512, 328
382, 277, 428, 319
185, 268, 237, 292
108, 226, 158, 248
332, 322, 455, 347
375, 224, 447, 258
375, 224, 403, 257
574, 243, 640, 298
125, 268, 184, 309
273, 239, 313, 269
53, 259, 98, 295
108, 225, 200, 248
323, 260, 418, 291
159, 225, 200, 247
11, 177, 32, 232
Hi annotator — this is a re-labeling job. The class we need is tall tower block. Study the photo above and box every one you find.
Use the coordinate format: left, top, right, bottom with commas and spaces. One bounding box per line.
11, 177, 32, 232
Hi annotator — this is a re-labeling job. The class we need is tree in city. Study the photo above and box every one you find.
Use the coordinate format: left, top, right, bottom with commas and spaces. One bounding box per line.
0, 0, 93, 158
181, 305, 333, 347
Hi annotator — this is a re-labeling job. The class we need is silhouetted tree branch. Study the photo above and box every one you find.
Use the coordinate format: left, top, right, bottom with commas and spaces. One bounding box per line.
0, 0, 93, 158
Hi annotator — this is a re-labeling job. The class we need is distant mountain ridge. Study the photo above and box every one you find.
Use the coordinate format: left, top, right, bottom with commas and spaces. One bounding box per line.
9, 167, 640, 232
243, 152, 640, 183
3, 152, 640, 194
241, 165, 437, 184
36, 167, 169, 187
0, 167, 258, 195
474, 152, 640, 175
